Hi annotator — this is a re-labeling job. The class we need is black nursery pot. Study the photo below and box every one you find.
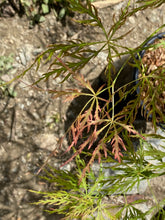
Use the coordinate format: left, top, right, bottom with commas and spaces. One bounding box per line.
134, 32, 165, 128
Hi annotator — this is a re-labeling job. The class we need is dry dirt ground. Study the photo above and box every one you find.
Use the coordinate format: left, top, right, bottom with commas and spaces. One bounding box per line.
0, 1, 165, 219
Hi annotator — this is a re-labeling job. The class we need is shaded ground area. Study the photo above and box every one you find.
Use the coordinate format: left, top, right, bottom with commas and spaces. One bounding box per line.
0, 1, 165, 219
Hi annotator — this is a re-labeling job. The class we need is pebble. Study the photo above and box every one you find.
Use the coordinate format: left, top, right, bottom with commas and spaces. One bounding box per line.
55, 77, 63, 84
18, 103, 25, 110
1, 74, 12, 81
33, 112, 40, 120
33, 133, 58, 151
11, 166, 19, 173
26, 100, 31, 106
19, 51, 27, 66
129, 16, 136, 24
60, 163, 72, 172
21, 156, 26, 164
15, 56, 20, 62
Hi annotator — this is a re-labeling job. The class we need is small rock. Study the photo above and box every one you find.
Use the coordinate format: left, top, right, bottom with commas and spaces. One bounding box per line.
19, 51, 27, 66
18, 103, 25, 110
60, 163, 72, 172
33, 112, 40, 120
1, 74, 12, 81
11, 166, 19, 173
26, 100, 31, 106
15, 56, 20, 62
33, 133, 58, 151
129, 16, 136, 24
21, 156, 26, 164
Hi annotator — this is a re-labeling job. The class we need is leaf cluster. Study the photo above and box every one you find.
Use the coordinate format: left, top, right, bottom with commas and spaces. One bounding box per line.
31, 139, 165, 219
14, 0, 165, 175
31, 155, 117, 219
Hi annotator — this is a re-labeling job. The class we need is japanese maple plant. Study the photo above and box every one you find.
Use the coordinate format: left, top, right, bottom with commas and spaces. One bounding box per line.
14, 0, 165, 219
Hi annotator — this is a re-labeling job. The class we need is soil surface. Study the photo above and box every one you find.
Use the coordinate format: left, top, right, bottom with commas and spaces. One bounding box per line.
0, 1, 165, 219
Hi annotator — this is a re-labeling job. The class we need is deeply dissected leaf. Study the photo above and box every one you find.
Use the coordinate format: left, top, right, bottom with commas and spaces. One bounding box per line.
111, 134, 126, 162
68, 0, 103, 28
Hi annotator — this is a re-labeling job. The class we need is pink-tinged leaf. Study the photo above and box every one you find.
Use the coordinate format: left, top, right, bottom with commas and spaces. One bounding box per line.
65, 140, 75, 153
121, 124, 145, 140
94, 104, 101, 121
111, 134, 127, 163
64, 110, 97, 156
63, 95, 79, 102
97, 151, 101, 163
87, 112, 93, 133
105, 110, 111, 119
78, 145, 101, 185
74, 74, 95, 94
96, 84, 106, 94
125, 125, 138, 135
87, 126, 97, 150
101, 142, 108, 158
71, 124, 76, 143
115, 152, 124, 163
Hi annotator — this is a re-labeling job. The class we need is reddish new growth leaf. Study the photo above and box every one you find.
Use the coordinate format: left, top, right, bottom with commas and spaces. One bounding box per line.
123, 124, 138, 135
121, 124, 145, 140
63, 109, 96, 158
111, 124, 145, 162
62, 105, 106, 173
111, 134, 127, 163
